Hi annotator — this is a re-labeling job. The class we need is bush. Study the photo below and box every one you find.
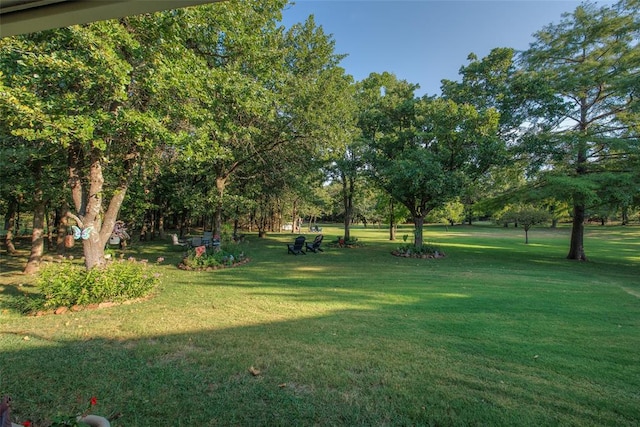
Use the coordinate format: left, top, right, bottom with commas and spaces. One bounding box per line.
24, 258, 160, 311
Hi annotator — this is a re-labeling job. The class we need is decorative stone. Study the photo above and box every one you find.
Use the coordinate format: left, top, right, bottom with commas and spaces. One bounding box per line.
54, 306, 68, 315
98, 302, 116, 309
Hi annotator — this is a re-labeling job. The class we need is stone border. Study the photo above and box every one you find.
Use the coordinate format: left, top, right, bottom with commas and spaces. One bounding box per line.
31, 296, 152, 317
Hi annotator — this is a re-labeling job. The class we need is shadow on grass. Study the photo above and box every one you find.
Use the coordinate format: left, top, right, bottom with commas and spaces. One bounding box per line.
1, 230, 639, 426
2, 297, 639, 427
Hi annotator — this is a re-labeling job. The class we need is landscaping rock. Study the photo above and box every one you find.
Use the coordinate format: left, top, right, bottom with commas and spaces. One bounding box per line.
54, 306, 68, 315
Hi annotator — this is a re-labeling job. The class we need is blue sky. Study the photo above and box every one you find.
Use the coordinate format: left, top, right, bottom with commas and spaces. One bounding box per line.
280, 1, 602, 96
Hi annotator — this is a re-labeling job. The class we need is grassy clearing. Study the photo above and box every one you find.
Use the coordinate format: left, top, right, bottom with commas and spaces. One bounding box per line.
1, 224, 639, 426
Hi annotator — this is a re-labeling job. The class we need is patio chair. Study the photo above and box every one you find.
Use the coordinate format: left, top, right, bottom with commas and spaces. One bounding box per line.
305, 234, 324, 253
287, 236, 306, 255
189, 237, 202, 248
170, 233, 186, 246
202, 231, 213, 246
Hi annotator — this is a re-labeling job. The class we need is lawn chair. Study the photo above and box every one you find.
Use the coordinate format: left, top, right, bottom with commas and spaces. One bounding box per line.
189, 236, 202, 248
306, 234, 324, 253
170, 233, 186, 246
202, 231, 213, 247
287, 236, 306, 255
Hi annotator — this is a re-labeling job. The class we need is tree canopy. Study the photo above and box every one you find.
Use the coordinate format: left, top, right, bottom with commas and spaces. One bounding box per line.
519, 0, 640, 260
1, 0, 639, 270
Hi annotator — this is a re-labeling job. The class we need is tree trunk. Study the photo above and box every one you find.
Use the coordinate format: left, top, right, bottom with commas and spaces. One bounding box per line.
139, 222, 148, 242
158, 210, 165, 239
68, 142, 87, 217
413, 215, 425, 248
56, 204, 70, 255
291, 199, 298, 234
343, 196, 352, 241
3, 197, 18, 255
80, 152, 108, 269
179, 211, 188, 239
342, 173, 353, 242
233, 207, 240, 238
524, 226, 530, 244
567, 203, 587, 261
215, 176, 226, 237
24, 182, 45, 274
256, 205, 267, 237
567, 100, 589, 261
46, 207, 54, 252
389, 199, 396, 241
69, 147, 130, 270
149, 211, 156, 240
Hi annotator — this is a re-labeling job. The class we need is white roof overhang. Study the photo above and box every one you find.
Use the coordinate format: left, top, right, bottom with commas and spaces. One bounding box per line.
0, 0, 222, 38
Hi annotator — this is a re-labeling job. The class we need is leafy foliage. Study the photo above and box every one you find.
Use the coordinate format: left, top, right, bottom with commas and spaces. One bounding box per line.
361, 73, 503, 247
19, 259, 160, 312
427, 199, 466, 226
1, 0, 639, 269
519, 0, 640, 258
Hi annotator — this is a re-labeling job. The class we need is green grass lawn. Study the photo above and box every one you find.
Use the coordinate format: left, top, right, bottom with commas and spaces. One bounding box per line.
1, 224, 639, 426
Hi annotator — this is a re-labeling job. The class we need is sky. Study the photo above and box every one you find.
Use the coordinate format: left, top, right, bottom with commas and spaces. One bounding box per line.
279, 1, 605, 97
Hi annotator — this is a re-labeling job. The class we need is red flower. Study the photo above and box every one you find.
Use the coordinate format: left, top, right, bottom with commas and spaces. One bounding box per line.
22, 421, 32, 427
195, 245, 206, 257
90, 396, 98, 406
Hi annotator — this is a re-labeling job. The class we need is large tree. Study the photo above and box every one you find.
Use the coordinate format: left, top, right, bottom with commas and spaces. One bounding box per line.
172, 9, 352, 236
0, 134, 67, 272
0, 8, 234, 269
3, 0, 345, 268
324, 114, 361, 241
361, 73, 502, 247
1, 24, 137, 270
520, 0, 640, 260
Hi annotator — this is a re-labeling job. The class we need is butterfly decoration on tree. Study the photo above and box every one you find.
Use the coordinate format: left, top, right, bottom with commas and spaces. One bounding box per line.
71, 225, 93, 240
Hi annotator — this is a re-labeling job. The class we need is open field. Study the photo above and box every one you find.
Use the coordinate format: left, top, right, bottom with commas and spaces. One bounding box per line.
1, 223, 639, 426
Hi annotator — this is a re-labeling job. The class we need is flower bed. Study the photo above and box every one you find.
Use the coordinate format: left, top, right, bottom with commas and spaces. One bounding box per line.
391, 243, 445, 259
3, 396, 110, 427
391, 250, 445, 259
178, 257, 251, 271
178, 245, 249, 271
328, 237, 362, 248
